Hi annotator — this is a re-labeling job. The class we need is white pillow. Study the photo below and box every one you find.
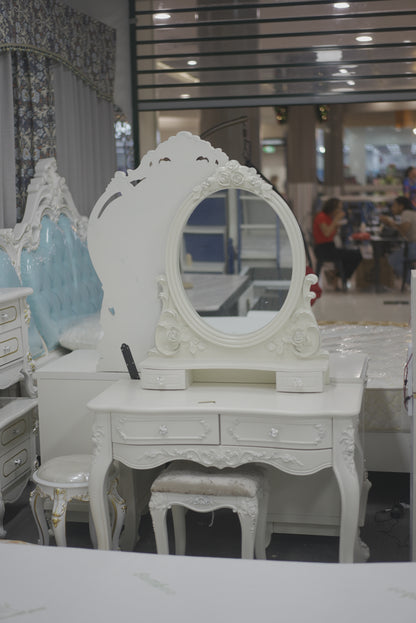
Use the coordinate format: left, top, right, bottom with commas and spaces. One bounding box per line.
59, 313, 103, 351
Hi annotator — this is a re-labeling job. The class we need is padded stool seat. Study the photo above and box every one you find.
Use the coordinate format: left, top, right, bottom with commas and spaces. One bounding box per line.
30, 454, 125, 549
149, 461, 269, 559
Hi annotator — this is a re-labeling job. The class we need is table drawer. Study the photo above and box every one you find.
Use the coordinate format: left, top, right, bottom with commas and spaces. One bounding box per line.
112, 413, 220, 445
1, 416, 28, 450
0, 328, 23, 365
0, 303, 19, 330
1, 442, 31, 487
221, 415, 332, 449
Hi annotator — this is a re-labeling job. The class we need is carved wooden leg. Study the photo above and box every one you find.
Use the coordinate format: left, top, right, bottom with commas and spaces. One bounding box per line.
254, 482, 269, 560
333, 418, 361, 563
237, 499, 258, 559
89, 414, 113, 550
108, 477, 126, 550
29, 488, 49, 545
171, 505, 187, 555
149, 494, 170, 555
51, 488, 68, 547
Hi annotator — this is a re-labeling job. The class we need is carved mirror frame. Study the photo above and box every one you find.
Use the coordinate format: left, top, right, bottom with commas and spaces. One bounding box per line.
141, 160, 328, 391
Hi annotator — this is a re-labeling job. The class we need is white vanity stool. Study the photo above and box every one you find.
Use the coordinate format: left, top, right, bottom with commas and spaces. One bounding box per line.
30, 454, 125, 549
149, 462, 269, 559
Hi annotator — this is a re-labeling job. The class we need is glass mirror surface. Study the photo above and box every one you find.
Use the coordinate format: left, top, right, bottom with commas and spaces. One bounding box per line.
180, 188, 292, 335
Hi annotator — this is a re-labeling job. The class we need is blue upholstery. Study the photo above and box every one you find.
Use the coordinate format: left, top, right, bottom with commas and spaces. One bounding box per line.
0, 246, 45, 359
20, 214, 103, 352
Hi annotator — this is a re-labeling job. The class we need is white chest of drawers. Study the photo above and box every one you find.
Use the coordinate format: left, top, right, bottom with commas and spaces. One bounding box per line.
0, 287, 35, 395
0, 288, 38, 537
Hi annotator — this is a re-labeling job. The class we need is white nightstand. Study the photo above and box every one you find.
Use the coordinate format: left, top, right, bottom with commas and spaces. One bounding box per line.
0, 287, 38, 536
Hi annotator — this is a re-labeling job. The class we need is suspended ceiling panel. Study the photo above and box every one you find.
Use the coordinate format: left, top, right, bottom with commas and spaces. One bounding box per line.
134, 0, 416, 110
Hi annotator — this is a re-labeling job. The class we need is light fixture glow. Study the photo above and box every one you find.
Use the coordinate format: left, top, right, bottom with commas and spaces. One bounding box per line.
347, 80, 355, 86
154, 12, 171, 20
180, 93, 191, 99
355, 35, 373, 42
339, 68, 348, 74
413, 128, 416, 136
187, 60, 198, 66
334, 2, 350, 8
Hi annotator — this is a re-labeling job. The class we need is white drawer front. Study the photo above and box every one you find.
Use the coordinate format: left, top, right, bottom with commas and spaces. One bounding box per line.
221, 415, 331, 449
1, 443, 30, 487
112, 413, 220, 445
0, 329, 23, 365
0, 304, 19, 330
1, 416, 28, 450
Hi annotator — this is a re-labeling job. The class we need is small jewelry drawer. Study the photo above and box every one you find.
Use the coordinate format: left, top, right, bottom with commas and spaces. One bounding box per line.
112, 413, 219, 445
221, 414, 332, 449
1, 416, 28, 449
0, 328, 23, 365
0, 304, 19, 329
1, 443, 30, 486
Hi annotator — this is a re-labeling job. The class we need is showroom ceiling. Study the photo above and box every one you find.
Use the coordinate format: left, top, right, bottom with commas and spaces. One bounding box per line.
133, 0, 416, 110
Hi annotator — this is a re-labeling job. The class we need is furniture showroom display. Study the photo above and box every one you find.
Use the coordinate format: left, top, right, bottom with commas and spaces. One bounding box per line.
0, 287, 38, 537
87, 132, 370, 563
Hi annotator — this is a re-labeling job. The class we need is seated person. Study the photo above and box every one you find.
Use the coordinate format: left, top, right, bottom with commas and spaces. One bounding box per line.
313, 197, 362, 290
380, 195, 416, 284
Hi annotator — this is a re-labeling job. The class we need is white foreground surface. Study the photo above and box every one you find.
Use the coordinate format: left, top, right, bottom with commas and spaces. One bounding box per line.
1, 544, 416, 622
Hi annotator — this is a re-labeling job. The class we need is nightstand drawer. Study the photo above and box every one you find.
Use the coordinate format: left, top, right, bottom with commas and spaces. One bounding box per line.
0, 328, 23, 365
1, 443, 30, 487
112, 413, 219, 445
1, 416, 28, 450
0, 304, 19, 330
221, 415, 332, 449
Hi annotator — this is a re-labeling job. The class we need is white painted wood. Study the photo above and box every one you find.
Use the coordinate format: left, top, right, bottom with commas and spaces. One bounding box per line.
88, 363, 368, 563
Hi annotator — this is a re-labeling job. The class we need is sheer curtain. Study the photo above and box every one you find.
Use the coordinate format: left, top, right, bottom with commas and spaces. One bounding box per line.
54, 65, 116, 217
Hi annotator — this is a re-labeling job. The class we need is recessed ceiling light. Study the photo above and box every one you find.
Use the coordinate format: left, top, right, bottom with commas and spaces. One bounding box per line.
180, 93, 191, 99
355, 35, 373, 43
347, 80, 355, 86
154, 12, 171, 20
339, 68, 348, 74
334, 2, 350, 8
413, 128, 416, 136
187, 60, 198, 66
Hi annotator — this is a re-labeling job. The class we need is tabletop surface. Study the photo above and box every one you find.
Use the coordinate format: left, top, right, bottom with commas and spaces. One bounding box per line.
1, 544, 415, 622
87, 377, 365, 418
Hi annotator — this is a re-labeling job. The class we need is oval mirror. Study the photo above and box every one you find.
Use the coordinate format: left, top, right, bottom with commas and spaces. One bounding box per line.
165, 162, 306, 349
180, 189, 292, 335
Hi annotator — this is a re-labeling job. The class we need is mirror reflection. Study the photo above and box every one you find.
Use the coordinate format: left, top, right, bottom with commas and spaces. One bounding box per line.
180, 189, 292, 335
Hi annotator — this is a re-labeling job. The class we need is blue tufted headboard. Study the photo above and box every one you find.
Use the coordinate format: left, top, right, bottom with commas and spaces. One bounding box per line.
0, 158, 103, 358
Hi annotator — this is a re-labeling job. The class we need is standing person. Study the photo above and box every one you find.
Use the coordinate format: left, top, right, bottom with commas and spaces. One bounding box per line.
313, 197, 362, 290
380, 195, 416, 285
403, 166, 416, 210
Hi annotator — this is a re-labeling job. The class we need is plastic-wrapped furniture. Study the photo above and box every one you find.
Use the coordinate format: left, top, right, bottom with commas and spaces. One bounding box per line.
149, 461, 269, 559
30, 454, 125, 549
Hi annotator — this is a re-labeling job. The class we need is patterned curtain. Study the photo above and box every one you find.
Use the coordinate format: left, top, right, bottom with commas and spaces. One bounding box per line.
0, 0, 116, 222
12, 52, 56, 220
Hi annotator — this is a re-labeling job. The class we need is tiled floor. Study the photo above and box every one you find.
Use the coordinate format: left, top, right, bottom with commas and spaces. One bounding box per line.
2, 283, 413, 562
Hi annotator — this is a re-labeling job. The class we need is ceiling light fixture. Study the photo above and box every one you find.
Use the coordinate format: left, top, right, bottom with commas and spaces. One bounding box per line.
355, 35, 373, 43
347, 80, 356, 86
334, 2, 350, 8
154, 12, 171, 20
187, 60, 198, 66
180, 93, 191, 99
339, 68, 348, 74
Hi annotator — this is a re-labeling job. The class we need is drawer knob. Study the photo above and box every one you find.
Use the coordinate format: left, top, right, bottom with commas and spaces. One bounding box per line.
3, 345, 11, 354
14, 458, 23, 467
158, 425, 168, 436
156, 376, 165, 387
1, 312, 9, 321
293, 377, 303, 388
269, 427, 279, 438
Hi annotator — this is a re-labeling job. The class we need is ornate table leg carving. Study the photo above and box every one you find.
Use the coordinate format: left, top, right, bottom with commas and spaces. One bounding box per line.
332, 418, 361, 563
89, 414, 113, 550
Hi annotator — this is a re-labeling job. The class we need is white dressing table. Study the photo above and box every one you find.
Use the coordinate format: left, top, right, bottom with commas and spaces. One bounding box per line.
87, 133, 369, 562
88, 353, 367, 562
